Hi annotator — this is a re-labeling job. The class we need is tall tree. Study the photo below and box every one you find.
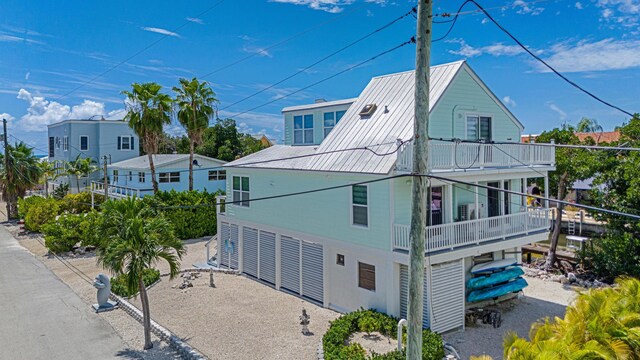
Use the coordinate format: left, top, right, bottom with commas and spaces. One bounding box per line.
39, 160, 58, 197
173, 78, 218, 190
122, 83, 173, 194
0, 142, 43, 218
97, 197, 184, 350
65, 155, 98, 193
536, 125, 593, 270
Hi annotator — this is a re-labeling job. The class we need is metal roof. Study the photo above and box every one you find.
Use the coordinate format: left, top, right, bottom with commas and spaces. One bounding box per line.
224, 145, 317, 170
110, 154, 226, 170
226, 61, 466, 174
281, 98, 358, 113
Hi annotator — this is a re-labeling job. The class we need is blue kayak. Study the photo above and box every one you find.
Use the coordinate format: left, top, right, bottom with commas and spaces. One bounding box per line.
467, 277, 528, 303
467, 267, 524, 291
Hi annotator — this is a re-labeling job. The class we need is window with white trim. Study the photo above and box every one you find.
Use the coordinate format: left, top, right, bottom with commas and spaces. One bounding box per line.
159, 172, 180, 183
138, 172, 146, 183
208, 170, 226, 181
466, 115, 492, 141
323, 110, 346, 137
293, 114, 314, 145
62, 136, 69, 151
352, 185, 368, 227
79, 135, 89, 151
113, 170, 119, 182
232, 176, 250, 207
128, 171, 133, 182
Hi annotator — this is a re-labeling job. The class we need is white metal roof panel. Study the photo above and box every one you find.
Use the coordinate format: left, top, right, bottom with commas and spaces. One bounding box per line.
110, 154, 226, 170
281, 98, 358, 113
225, 145, 317, 170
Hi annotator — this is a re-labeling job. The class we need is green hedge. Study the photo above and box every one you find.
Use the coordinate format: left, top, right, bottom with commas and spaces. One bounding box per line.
322, 309, 444, 360
61, 192, 104, 214
111, 268, 161, 298
18, 196, 46, 220
23, 197, 61, 232
41, 211, 104, 253
142, 190, 220, 240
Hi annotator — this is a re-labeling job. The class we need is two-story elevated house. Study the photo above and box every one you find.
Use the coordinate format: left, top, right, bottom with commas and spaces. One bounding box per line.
47, 118, 139, 192
216, 61, 554, 333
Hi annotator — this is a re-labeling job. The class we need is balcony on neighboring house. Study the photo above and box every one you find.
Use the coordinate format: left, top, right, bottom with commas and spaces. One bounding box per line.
90, 181, 152, 200
395, 141, 555, 173
392, 208, 551, 253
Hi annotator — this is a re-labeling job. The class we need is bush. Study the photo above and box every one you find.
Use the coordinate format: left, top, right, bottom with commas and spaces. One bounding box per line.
322, 309, 443, 360
77, 210, 105, 248
41, 213, 84, 253
24, 197, 61, 232
61, 192, 104, 214
52, 183, 69, 199
580, 232, 640, 282
110, 268, 160, 298
18, 195, 46, 220
142, 190, 219, 240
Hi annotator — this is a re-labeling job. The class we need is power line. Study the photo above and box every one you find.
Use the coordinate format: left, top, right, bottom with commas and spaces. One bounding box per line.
55, 0, 227, 101
227, 37, 416, 119
430, 137, 640, 152
219, 6, 416, 111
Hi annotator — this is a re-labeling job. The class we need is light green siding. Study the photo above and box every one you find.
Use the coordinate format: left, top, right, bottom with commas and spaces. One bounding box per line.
225, 168, 392, 251
429, 67, 521, 141
283, 103, 352, 146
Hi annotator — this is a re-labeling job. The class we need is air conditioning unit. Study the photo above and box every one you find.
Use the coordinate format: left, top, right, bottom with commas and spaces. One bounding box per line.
458, 203, 484, 221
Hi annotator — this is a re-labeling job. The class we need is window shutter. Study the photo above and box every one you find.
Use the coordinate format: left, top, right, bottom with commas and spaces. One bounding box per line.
117, 136, 121, 150
130, 136, 135, 149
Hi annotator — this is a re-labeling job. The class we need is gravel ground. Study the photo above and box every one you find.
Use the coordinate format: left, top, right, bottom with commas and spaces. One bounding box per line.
129, 272, 341, 360
348, 332, 397, 357
443, 276, 577, 359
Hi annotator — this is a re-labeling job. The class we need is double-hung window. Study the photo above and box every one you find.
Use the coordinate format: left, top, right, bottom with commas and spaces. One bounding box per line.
118, 136, 135, 150
323, 110, 346, 138
62, 136, 69, 151
159, 172, 180, 183
79, 136, 89, 151
293, 114, 314, 145
232, 176, 250, 207
48, 137, 55, 157
466, 115, 492, 141
208, 170, 226, 181
138, 172, 146, 183
351, 185, 368, 227
113, 170, 119, 182
128, 171, 133, 182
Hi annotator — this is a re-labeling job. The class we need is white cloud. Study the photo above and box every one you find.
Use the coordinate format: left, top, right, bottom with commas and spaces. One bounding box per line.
218, 110, 283, 140
512, 0, 545, 15
24, 72, 30, 80
186, 17, 204, 24
481, 18, 489, 24
0, 113, 15, 129
15, 88, 125, 131
575, 1, 584, 9
141, 27, 180, 37
0, 33, 43, 44
448, 39, 525, 57
536, 38, 640, 73
597, 0, 640, 26
503, 96, 517, 107
547, 102, 567, 120
243, 46, 272, 57
269, 0, 355, 13
106, 109, 127, 120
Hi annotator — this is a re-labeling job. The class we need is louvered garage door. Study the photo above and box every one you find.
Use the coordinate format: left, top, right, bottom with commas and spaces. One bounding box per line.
430, 260, 464, 333
301, 241, 323, 304
258, 231, 276, 285
219, 223, 239, 269
242, 227, 258, 278
280, 236, 300, 294
399, 264, 430, 329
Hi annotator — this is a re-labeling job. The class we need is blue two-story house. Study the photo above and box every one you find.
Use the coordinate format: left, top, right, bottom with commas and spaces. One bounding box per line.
47, 118, 139, 193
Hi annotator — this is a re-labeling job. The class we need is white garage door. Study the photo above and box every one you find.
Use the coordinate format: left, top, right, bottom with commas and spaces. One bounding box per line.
301, 241, 323, 304
399, 264, 430, 329
279, 236, 324, 304
280, 236, 300, 294
219, 222, 239, 270
258, 231, 276, 286
242, 227, 259, 278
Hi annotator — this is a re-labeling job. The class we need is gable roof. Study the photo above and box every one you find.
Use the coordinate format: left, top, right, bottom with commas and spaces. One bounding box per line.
110, 154, 226, 170
226, 60, 520, 174
282, 98, 358, 113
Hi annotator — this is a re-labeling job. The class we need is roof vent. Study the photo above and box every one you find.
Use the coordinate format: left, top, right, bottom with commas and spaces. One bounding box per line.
359, 104, 377, 117
314, 98, 327, 103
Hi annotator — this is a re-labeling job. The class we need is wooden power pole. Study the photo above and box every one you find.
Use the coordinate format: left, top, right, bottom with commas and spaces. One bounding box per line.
407, 1, 432, 359
103, 155, 108, 199
2, 118, 10, 218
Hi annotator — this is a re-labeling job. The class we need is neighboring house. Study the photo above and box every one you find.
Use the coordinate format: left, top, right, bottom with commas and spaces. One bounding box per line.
251, 134, 276, 147
575, 131, 620, 144
47, 118, 139, 193
216, 61, 555, 334
92, 154, 227, 198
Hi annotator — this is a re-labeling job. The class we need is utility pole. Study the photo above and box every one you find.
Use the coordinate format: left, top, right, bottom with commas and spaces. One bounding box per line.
407, 1, 432, 359
2, 118, 10, 218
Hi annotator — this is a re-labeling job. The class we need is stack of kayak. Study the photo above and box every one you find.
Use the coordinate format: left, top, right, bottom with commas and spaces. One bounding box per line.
466, 259, 528, 303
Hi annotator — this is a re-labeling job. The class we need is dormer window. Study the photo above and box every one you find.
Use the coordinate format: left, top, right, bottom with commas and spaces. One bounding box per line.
359, 104, 377, 117
293, 114, 314, 145
323, 110, 346, 137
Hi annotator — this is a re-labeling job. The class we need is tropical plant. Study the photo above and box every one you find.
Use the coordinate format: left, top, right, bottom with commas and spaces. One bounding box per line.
173, 77, 218, 191
42, 213, 85, 253
65, 155, 98, 193
61, 191, 104, 214
576, 117, 604, 135
503, 277, 640, 359
39, 160, 58, 197
24, 197, 60, 232
123, 83, 173, 194
52, 183, 69, 199
96, 197, 184, 350
0, 142, 44, 219
110, 268, 160, 298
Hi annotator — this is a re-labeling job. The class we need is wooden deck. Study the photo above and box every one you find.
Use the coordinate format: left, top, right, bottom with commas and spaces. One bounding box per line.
522, 244, 578, 264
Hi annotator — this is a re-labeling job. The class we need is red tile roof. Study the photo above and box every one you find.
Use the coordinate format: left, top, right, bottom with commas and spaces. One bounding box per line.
575, 131, 620, 144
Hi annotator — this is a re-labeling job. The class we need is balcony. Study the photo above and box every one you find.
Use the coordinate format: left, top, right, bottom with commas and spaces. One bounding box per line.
90, 181, 148, 199
392, 208, 551, 253
395, 141, 555, 172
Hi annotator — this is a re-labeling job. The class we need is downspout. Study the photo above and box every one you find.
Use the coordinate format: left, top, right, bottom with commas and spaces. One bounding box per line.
397, 318, 407, 351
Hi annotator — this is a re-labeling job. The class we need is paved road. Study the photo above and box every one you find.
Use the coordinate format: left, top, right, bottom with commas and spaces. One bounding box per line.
0, 226, 127, 359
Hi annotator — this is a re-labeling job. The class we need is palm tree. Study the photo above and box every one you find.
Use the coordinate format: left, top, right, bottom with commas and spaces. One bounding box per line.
122, 83, 173, 194
0, 142, 43, 219
65, 155, 98, 193
38, 160, 58, 197
97, 197, 184, 350
173, 78, 218, 191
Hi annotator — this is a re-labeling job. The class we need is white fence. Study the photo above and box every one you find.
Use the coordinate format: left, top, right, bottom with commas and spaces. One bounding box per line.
393, 208, 551, 252
396, 141, 555, 172
90, 181, 144, 199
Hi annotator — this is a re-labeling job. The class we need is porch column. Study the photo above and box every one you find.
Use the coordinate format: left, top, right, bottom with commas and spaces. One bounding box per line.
474, 181, 479, 218
523, 177, 528, 210
446, 185, 454, 223
544, 174, 549, 208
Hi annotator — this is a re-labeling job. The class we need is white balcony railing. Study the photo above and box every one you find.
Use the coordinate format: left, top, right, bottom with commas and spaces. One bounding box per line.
396, 141, 555, 172
392, 208, 551, 253
91, 181, 145, 199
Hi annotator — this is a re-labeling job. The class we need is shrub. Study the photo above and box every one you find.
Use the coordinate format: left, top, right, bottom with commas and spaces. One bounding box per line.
110, 268, 160, 298
142, 190, 219, 240
580, 232, 640, 282
358, 316, 379, 336
338, 343, 367, 360
24, 197, 61, 232
61, 192, 104, 214
18, 195, 46, 220
52, 183, 69, 199
42, 213, 84, 253
77, 210, 105, 248
322, 308, 443, 360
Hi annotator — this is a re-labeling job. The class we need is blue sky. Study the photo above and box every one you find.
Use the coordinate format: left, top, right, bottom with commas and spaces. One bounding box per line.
1, 0, 639, 154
